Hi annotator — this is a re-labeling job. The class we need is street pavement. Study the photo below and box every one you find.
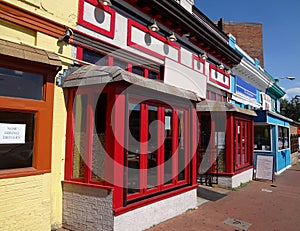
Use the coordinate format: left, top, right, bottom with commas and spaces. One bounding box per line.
148, 163, 300, 231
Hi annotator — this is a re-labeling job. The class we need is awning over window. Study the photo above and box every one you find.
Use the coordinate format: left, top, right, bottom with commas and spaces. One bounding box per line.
62, 65, 201, 102
196, 100, 257, 117
254, 110, 293, 123
0, 39, 62, 69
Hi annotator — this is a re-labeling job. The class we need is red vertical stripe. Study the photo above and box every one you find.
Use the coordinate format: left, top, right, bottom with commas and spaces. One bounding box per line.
65, 88, 76, 180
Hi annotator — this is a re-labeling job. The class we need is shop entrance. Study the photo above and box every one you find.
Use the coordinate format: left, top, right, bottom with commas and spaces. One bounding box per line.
197, 114, 226, 186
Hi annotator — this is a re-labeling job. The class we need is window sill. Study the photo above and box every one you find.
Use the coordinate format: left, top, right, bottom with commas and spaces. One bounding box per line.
62, 180, 114, 191
234, 165, 253, 175
0, 167, 50, 179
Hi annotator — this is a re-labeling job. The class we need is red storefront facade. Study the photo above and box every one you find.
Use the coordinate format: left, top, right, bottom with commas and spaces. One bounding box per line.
62, 66, 199, 230
61, 0, 243, 230
197, 101, 256, 188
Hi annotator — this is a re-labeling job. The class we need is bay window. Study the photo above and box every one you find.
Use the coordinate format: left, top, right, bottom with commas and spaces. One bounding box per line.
126, 98, 191, 202
65, 87, 193, 203
67, 89, 108, 184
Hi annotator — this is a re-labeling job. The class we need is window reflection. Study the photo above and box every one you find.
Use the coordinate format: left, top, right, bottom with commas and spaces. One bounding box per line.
92, 93, 107, 182
164, 108, 173, 185
72, 94, 87, 179
0, 67, 43, 100
147, 105, 158, 189
127, 103, 141, 194
254, 125, 271, 151
178, 110, 185, 181
0, 111, 35, 169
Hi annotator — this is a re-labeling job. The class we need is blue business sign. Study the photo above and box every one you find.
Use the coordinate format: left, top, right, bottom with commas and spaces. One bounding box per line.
236, 77, 256, 99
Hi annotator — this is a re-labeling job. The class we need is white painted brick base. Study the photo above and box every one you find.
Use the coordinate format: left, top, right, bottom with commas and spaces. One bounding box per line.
218, 168, 253, 189
114, 189, 197, 231
63, 185, 197, 231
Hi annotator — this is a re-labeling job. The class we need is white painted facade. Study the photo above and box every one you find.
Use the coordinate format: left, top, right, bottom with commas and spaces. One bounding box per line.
114, 189, 197, 231
218, 168, 253, 189
76, 0, 210, 97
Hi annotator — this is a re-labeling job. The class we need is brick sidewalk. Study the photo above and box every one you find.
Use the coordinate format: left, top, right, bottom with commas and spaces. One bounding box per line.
148, 163, 300, 231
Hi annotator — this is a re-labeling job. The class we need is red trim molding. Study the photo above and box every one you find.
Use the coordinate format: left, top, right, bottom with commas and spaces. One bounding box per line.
192, 54, 206, 75
209, 64, 230, 89
78, 0, 116, 39
127, 18, 180, 61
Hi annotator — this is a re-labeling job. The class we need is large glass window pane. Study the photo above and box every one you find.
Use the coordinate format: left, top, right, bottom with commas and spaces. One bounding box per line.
178, 110, 185, 181
147, 105, 158, 189
283, 127, 289, 149
127, 103, 141, 194
214, 114, 226, 172
82, 49, 108, 66
254, 125, 271, 151
0, 111, 35, 170
278, 126, 289, 150
198, 115, 211, 175
164, 108, 173, 185
210, 92, 216, 101
148, 70, 158, 80
241, 123, 245, 164
72, 94, 87, 179
132, 66, 144, 76
215, 130, 226, 172
0, 67, 43, 100
92, 93, 107, 182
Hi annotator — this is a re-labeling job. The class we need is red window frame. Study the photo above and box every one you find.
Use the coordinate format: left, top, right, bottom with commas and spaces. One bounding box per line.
77, 47, 161, 80
209, 64, 230, 90
192, 54, 206, 75
64, 85, 196, 212
65, 86, 113, 188
125, 95, 191, 202
78, 0, 116, 39
206, 90, 226, 102
235, 118, 252, 170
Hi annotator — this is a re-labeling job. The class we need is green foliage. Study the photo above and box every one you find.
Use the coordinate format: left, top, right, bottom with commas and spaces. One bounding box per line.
232, 181, 251, 191
280, 96, 300, 122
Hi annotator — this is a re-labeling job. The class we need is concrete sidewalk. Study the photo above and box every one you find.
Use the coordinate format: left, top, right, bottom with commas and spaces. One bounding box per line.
148, 163, 300, 231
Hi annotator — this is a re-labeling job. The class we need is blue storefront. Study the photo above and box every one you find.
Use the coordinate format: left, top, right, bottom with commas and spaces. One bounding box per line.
254, 110, 292, 174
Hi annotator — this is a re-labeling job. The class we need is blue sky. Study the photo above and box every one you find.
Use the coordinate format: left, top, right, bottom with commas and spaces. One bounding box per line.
194, 0, 300, 100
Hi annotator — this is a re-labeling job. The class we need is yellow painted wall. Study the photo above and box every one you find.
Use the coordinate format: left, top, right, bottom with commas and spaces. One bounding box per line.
36, 32, 72, 228
0, 174, 52, 230
3, 0, 78, 28
0, 19, 36, 46
0, 1, 77, 229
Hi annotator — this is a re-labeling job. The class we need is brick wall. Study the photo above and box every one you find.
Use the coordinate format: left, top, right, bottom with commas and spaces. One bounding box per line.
0, 174, 51, 230
223, 22, 264, 68
62, 183, 113, 231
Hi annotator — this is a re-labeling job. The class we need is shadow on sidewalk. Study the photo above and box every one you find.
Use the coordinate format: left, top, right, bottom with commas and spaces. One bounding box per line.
197, 187, 227, 201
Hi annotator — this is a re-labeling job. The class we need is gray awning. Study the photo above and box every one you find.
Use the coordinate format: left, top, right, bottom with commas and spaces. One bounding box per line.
196, 100, 257, 117
0, 39, 62, 69
63, 65, 201, 102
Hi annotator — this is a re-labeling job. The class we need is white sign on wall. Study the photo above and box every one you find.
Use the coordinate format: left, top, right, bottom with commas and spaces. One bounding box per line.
0, 123, 26, 144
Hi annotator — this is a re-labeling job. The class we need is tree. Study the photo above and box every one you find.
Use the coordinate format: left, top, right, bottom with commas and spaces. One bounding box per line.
280, 95, 300, 121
